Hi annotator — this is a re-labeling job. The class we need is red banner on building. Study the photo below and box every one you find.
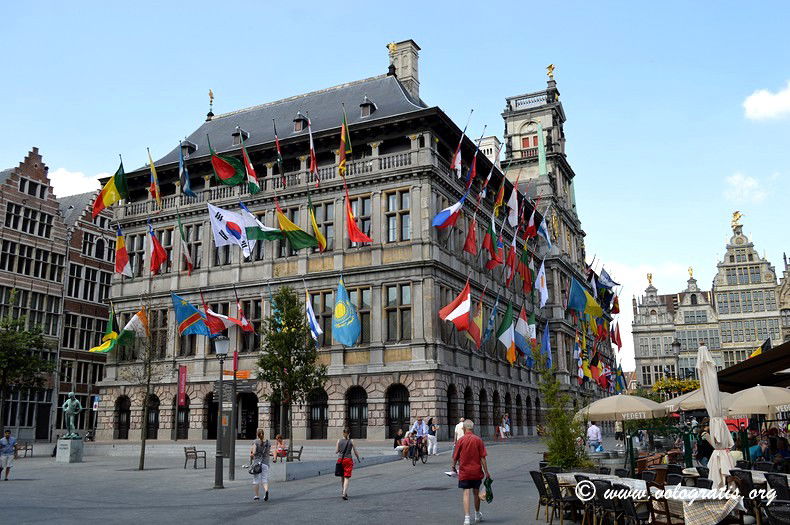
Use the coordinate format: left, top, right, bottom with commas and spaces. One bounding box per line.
233, 350, 239, 372
178, 365, 187, 406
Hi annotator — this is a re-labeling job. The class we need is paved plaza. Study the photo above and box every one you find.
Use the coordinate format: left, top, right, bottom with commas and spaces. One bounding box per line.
1, 437, 578, 525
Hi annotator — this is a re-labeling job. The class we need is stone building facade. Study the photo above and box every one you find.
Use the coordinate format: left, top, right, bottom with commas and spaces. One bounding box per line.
96, 40, 609, 443
779, 255, 790, 343
632, 217, 782, 387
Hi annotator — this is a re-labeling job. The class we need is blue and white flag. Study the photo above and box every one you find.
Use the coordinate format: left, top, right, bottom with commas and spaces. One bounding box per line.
481, 293, 500, 345
332, 278, 361, 346
179, 141, 197, 198
537, 216, 551, 249
599, 268, 620, 289
432, 191, 468, 229
305, 290, 323, 344
541, 320, 552, 368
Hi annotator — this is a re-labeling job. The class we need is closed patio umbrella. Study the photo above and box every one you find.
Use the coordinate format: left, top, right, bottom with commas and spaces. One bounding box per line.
576, 394, 662, 422
727, 385, 790, 415
696, 344, 734, 489
660, 389, 733, 413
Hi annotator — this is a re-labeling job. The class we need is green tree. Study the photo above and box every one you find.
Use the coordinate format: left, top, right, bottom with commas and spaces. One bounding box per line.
257, 287, 327, 448
535, 350, 592, 470
0, 301, 53, 434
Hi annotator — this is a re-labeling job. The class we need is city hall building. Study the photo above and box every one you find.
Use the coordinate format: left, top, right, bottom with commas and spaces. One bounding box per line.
96, 40, 609, 442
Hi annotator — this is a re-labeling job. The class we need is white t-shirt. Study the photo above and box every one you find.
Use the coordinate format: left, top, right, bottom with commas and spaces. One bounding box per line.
454, 422, 465, 442
587, 425, 602, 442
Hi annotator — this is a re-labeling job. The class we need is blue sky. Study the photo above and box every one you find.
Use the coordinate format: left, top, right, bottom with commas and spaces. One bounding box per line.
3, 2, 789, 369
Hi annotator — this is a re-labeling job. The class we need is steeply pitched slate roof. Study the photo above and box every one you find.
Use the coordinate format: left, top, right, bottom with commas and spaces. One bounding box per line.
58, 191, 96, 227
152, 74, 426, 168
0, 168, 15, 185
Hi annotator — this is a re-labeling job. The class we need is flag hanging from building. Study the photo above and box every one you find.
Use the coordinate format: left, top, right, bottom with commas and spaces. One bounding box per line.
432, 191, 468, 230
344, 191, 373, 244
527, 312, 537, 368
537, 215, 552, 249
89, 307, 119, 353
93, 161, 128, 217
307, 117, 319, 187
464, 143, 479, 189
338, 108, 352, 176
240, 133, 261, 194
465, 294, 483, 349
514, 306, 529, 356
599, 268, 620, 289
449, 121, 467, 179
114, 225, 132, 277
171, 292, 210, 336
750, 338, 772, 358
482, 212, 497, 261
305, 290, 323, 344
333, 278, 361, 346
481, 293, 500, 345
493, 178, 506, 216
536, 260, 548, 308
147, 148, 162, 209
439, 280, 471, 332
178, 142, 197, 198
273, 120, 286, 187
208, 202, 253, 257
204, 307, 244, 332
485, 221, 505, 271
275, 204, 319, 250
540, 320, 552, 368
236, 298, 255, 333
524, 208, 538, 238
208, 135, 245, 186
116, 308, 150, 346
496, 303, 517, 365
517, 248, 532, 294
506, 181, 520, 228
505, 234, 518, 286
611, 322, 622, 349
463, 215, 478, 255
307, 191, 327, 252
176, 213, 193, 276
239, 201, 283, 241
567, 278, 603, 318
147, 219, 168, 275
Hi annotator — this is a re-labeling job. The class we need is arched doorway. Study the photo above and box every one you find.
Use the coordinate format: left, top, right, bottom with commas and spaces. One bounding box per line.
386, 384, 410, 438
238, 393, 258, 439
346, 386, 368, 439
492, 391, 501, 429
446, 384, 458, 430
174, 394, 190, 440
464, 387, 474, 421
205, 392, 217, 440
115, 396, 131, 440
146, 394, 160, 440
308, 388, 328, 440
479, 389, 489, 435
515, 394, 523, 436
525, 396, 533, 436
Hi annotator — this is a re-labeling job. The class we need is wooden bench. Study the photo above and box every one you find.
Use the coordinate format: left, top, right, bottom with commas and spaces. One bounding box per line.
288, 446, 303, 462
183, 446, 206, 469
19, 442, 33, 458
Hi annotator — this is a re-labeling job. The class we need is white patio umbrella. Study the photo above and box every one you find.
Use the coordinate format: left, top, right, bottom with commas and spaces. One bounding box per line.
660, 389, 733, 413
696, 344, 734, 489
575, 394, 663, 422
727, 385, 790, 416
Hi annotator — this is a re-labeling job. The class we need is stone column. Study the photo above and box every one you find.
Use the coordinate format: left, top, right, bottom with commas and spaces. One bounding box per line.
369, 141, 382, 158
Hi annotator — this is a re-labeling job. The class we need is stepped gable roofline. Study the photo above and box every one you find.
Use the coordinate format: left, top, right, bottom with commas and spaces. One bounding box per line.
58, 191, 99, 228
146, 74, 427, 171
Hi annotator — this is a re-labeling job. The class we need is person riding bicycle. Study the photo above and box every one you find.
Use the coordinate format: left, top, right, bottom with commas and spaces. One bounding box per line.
409, 416, 429, 451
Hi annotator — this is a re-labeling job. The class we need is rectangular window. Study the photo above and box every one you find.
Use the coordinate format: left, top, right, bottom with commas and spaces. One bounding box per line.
348, 195, 372, 248
277, 207, 300, 258
206, 303, 229, 354
348, 287, 371, 344
756, 319, 768, 341
179, 335, 197, 357
729, 292, 741, 313
767, 291, 777, 311
750, 266, 761, 284
128, 234, 145, 277
98, 271, 111, 301
641, 366, 652, 386
754, 291, 765, 312
737, 267, 749, 285
62, 313, 79, 349
725, 268, 737, 285
67, 264, 83, 298
384, 283, 412, 342
82, 268, 97, 302
240, 299, 262, 353
385, 189, 411, 243
0, 240, 17, 272
82, 233, 95, 257
310, 292, 333, 347
214, 245, 231, 266
311, 201, 335, 253
4, 203, 21, 230
741, 291, 752, 313
60, 360, 74, 383
155, 227, 173, 273
17, 244, 33, 276
150, 309, 168, 359
184, 223, 203, 270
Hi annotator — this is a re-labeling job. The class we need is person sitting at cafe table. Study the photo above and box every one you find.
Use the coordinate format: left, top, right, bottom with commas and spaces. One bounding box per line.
695, 429, 714, 467
729, 437, 744, 463
749, 440, 769, 461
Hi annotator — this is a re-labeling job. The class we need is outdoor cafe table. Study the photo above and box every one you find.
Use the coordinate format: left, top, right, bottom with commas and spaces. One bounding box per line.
556, 472, 647, 492
651, 484, 745, 525
744, 469, 790, 485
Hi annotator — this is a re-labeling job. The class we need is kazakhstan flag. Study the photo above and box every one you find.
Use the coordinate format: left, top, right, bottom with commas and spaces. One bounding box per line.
333, 278, 361, 346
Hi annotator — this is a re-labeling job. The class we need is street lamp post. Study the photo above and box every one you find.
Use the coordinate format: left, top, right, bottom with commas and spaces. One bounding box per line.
671, 340, 681, 379
213, 336, 230, 489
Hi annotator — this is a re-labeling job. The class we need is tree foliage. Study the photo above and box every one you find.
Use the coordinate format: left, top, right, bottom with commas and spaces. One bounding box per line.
257, 287, 327, 435
651, 377, 699, 396
0, 307, 54, 433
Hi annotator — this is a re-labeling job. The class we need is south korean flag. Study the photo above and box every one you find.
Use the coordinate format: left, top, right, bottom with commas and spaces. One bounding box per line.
207, 202, 253, 258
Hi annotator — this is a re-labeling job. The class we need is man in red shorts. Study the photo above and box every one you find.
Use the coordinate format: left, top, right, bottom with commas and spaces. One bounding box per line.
451, 419, 490, 524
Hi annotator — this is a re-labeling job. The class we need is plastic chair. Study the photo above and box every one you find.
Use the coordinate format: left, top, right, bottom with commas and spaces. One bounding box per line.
764, 499, 790, 525
614, 483, 650, 525
695, 477, 713, 489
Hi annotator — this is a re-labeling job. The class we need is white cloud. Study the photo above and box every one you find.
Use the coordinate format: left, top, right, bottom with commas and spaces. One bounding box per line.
598, 260, 690, 373
743, 81, 790, 120
723, 172, 768, 203
48, 168, 108, 198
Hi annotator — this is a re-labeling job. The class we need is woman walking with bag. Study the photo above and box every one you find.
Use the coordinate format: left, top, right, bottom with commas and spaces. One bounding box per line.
249, 428, 271, 502
335, 428, 361, 500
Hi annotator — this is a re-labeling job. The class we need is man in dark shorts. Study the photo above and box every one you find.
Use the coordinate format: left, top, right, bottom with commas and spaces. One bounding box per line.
451, 419, 490, 525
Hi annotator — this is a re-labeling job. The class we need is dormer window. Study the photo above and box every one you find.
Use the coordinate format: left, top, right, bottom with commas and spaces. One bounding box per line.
231, 128, 250, 146
293, 112, 308, 133
360, 96, 377, 118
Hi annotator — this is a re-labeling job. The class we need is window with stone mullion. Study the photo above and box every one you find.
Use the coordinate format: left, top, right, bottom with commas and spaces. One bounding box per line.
347, 196, 371, 249
240, 299, 262, 352
310, 291, 334, 347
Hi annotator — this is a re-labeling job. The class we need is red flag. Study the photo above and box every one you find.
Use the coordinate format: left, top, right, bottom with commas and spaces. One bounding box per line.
201, 294, 228, 335
612, 323, 622, 349
504, 237, 518, 286
524, 209, 538, 238
177, 366, 187, 406
438, 280, 471, 332
463, 216, 478, 255
147, 221, 168, 275
345, 190, 373, 243
465, 296, 483, 348
236, 299, 255, 333
597, 366, 609, 390
612, 295, 620, 314
465, 152, 477, 189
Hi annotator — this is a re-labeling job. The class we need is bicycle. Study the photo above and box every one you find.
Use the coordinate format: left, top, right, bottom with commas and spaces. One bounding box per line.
410, 436, 428, 466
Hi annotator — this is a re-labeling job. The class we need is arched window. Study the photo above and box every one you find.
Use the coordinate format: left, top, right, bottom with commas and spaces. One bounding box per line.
446, 385, 458, 429
173, 394, 190, 440
690, 294, 698, 306
385, 384, 410, 439
94, 238, 105, 260
145, 394, 160, 440
492, 391, 502, 428
114, 396, 131, 440
308, 389, 328, 440
525, 396, 533, 435
346, 386, 368, 439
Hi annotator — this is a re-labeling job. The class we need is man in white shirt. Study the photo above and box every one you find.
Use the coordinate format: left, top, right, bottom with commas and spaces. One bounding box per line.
587, 421, 602, 451
454, 418, 466, 444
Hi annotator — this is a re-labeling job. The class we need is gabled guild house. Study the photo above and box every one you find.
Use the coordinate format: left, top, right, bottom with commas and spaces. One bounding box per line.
96, 40, 613, 442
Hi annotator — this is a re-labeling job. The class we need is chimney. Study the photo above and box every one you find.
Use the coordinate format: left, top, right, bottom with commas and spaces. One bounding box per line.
387, 39, 420, 100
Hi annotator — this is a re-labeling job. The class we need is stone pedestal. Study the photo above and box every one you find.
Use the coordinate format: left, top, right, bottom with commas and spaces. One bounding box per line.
56, 439, 84, 463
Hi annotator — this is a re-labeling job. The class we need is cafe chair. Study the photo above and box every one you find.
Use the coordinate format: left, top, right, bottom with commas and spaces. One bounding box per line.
530, 470, 552, 523
765, 473, 790, 501
543, 471, 582, 525
694, 477, 713, 489
763, 500, 790, 525
614, 483, 650, 525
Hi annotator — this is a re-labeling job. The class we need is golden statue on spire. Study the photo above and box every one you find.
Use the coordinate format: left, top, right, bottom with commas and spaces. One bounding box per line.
387, 42, 398, 55
647, 273, 653, 286
731, 210, 743, 230
546, 64, 555, 79
208, 89, 214, 105
688, 266, 694, 278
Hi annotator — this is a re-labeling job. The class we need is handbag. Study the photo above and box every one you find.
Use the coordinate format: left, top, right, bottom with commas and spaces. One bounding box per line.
335, 439, 351, 477
249, 462, 262, 475
249, 440, 268, 475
